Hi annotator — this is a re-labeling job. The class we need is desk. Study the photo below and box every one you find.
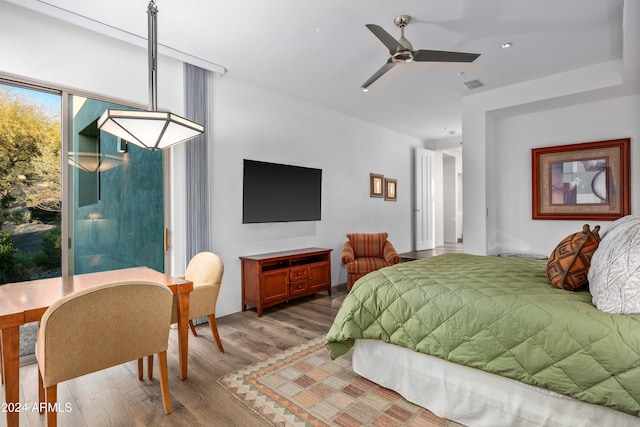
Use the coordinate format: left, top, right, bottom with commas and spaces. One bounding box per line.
0, 267, 193, 427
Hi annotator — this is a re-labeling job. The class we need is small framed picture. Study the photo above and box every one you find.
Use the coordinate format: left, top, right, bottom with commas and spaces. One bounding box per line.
370, 173, 384, 197
384, 178, 397, 201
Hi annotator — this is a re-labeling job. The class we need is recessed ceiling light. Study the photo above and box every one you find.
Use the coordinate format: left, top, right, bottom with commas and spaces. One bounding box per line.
362, 88, 370, 93
501, 42, 512, 49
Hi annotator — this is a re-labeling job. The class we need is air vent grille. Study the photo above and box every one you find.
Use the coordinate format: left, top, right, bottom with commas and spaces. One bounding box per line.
462, 79, 484, 89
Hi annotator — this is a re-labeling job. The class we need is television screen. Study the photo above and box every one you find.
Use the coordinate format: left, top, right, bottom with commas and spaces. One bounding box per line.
242, 159, 322, 223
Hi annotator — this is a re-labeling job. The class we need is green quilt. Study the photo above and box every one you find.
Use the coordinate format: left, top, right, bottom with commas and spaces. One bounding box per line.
325, 253, 640, 417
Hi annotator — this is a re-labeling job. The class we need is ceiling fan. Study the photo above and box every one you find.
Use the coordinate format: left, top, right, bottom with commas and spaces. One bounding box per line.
362, 15, 481, 90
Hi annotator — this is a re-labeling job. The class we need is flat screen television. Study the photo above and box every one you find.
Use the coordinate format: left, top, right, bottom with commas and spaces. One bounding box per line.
242, 159, 322, 223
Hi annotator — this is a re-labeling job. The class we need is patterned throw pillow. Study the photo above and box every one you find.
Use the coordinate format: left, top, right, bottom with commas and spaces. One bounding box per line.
547, 224, 601, 291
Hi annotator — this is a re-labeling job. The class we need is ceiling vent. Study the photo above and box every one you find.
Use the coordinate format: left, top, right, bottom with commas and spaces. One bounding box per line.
462, 79, 484, 90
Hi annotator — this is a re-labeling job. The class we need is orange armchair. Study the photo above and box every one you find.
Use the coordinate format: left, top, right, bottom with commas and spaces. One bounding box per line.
341, 232, 400, 290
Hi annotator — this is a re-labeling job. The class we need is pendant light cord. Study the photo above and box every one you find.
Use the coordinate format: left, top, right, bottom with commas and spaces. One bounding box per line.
147, 0, 158, 111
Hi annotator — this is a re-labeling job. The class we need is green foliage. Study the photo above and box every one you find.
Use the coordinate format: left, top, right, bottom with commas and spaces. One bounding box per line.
17, 208, 31, 225
0, 231, 19, 283
0, 87, 61, 211
0, 227, 61, 284
14, 250, 48, 269
6, 207, 31, 225
41, 226, 61, 269
1, 192, 16, 209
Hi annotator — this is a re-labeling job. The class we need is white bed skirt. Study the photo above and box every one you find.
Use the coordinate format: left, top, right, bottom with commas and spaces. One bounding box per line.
352, 340, 640, 427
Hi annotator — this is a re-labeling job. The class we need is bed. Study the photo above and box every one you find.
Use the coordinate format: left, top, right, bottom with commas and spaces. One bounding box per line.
325, 239, 640, 426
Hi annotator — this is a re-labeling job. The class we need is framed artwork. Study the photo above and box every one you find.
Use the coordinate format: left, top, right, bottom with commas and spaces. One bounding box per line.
384, 178, 397, 201
532, 138, 630, 220
370, 173, 384, 197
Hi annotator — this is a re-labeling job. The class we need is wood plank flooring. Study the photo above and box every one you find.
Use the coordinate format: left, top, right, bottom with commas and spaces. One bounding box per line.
2, 244, 460, 426
4, 290, 346, 427
399, 242, 464, 261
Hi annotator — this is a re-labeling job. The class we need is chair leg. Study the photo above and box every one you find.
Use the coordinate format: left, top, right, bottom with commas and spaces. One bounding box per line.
147, 354, 154, 379
158, 351, 172, 414
137, 358, 143, 380
208, 314, 224, 353
45, 384, 58, 427
189, 319, 198, 337
38, 368, 45, 413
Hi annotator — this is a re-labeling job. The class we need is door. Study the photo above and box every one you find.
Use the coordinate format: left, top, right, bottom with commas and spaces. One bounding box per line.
308, 262, 330, 292
262, 269, 290, 303
415, 148, 435, 251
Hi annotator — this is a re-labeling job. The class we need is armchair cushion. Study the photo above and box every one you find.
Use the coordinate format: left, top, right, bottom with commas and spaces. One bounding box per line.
347, 232, 389, 258
342, 232, 400, 290
383, 241, 401, 264
345, 257, 392, 276
341, 241, 355, 264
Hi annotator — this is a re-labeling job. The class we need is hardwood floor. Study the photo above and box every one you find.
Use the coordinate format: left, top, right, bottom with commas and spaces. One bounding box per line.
399, 242, 464, 261
5, 289, 346, 427
3, 245, 461, 426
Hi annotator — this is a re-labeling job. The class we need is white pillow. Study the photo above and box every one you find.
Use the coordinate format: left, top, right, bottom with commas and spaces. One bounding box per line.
588, 215, 640, 314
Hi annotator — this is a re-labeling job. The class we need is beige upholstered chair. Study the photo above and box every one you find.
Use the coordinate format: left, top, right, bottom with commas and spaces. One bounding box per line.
36, 281, 174, 426
143, 253, 224, 380
174, 251, 225, 352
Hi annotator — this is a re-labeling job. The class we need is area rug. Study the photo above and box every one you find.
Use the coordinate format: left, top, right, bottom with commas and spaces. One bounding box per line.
218, 337, 463, 427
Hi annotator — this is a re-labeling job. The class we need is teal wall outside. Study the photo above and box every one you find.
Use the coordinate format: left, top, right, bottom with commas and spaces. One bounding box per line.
72, 98, 164, 273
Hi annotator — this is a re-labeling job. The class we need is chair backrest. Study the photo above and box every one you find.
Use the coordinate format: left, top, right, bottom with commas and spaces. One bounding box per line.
37, 280, 173, 387
185, 252, 224, 287
347, 232, 389, 258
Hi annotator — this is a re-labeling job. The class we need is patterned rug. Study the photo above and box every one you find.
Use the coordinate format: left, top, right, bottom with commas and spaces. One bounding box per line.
218, 337, 463, 427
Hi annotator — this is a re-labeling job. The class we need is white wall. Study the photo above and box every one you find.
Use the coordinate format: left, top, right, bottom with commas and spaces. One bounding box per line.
492, 94, 640, 256
462, 71, 640, 256
462, 0, 640, 256
1, 3, 424, 318
462, 60, 627, 255
442, 154, 456, 243
0, 2, 183, 115
210, 76, 422, 316
463, 63, 639, 256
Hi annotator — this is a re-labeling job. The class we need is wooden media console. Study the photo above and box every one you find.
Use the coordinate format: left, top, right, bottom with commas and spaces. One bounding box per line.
240, 247, 332, 317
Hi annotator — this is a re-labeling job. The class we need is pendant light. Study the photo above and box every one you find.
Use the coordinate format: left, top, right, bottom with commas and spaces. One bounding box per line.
97, 0, 204, 150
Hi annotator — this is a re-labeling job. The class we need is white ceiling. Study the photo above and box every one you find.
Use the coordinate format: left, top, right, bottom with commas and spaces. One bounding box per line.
24, 0, 625, 140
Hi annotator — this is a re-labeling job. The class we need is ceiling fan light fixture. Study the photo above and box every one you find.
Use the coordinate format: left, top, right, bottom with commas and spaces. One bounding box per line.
362, 14, 480, 89
392, 50, 414, 63
97, 0, 204, 151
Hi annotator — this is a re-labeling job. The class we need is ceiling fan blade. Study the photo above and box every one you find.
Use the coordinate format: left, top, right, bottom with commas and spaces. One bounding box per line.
365, 24, 402, 55
413, 49, 480, 63
362, 59, 396, 89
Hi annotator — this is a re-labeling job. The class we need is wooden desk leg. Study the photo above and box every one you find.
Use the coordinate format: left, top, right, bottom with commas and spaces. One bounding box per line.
1, 327, 20, 427
176, 293, 190, 380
